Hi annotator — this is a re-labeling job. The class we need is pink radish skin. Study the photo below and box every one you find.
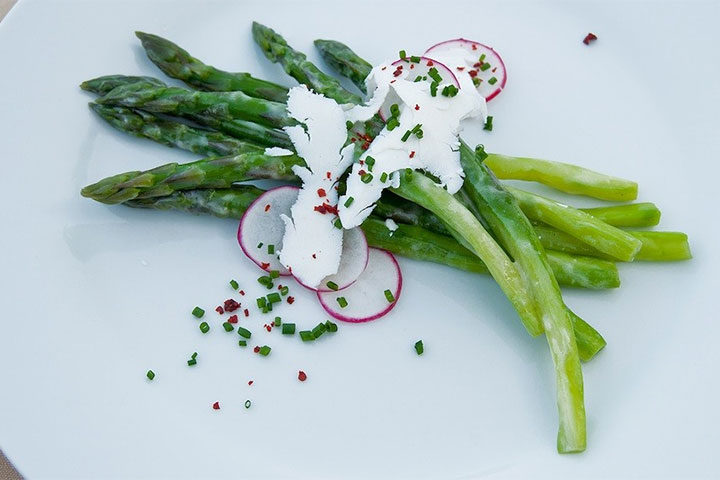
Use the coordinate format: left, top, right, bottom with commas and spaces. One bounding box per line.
378, 56, 460, 121
425, 38, 507, 101
237, 186, 299, 275
317, 248, 403, 323
294, 227, 370, 293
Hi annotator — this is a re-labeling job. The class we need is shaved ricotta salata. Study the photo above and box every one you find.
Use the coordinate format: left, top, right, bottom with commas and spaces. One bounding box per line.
280, 47, 487, 286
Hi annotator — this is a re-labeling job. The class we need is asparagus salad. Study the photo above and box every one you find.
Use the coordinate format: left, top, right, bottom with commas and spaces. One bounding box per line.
80, 24, 692, 454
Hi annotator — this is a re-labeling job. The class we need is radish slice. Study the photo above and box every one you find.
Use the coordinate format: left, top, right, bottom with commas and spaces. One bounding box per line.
295, 227, 369, 292
237, 186, 299, 275
425, 39, 507, 101
378, 56, 460, 120
317, 248, 402, 323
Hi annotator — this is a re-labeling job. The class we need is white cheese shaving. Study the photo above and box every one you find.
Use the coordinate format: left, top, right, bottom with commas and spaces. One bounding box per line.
264, 147, 294, 157
278, 85, 355, 288
338, 56, 487, 229
385, 218, 399, 234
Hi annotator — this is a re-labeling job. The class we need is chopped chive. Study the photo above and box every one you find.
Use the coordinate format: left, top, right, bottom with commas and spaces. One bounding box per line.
380, 172, 388, 183
274, 316, 282, 326
238, 340, 247, 347
258, 345, 271, 356
479, 53, 486, 62
474, 144, 488, 161
269, 270, 280, 279
187, 358, 197, 366
299, 330, 315, 342
222, 322, 234, 332
386, 116, 400, 131
325, 320, 338, 332
263, 303, 272, 313
257, 275, 272, 287
326, 281, 339, 291
384, 289, 395, 303
472, 77, 481, 87
267, 244, 275, 254
237, 326, 252, 339
488, 76, 498, 85
428, 67, 442, 83
229, 279, 239, 290
245, 400, 252, 409
390, 104, 400, 117
256, 297, 267, 308
430, 82, 438, 97
257, 242, 263, 248
336, 297, 348, 308
312, 322, 327, 339
282, 323, 296, 335
414, 340, 424, 355
361, 173, 373, 184
414, 75, 422, 83
410, 55, 421, 63
401, 130, 412, 142
280, 286, 289, 296
267, 292, 282, 304
365, 156, 375, 171
483, 116, 494, 131
191, 306, 205, 318
199, 322, 210, 333
346, 120, 354, 130
191, 352, 198, 359
441, 85, 459, 97
399, 49, 407, 59
480, 62, 491, 72
344, 197, 354, 208
146, 370, 155, 380
415, 129, 424, 139
333, 218, 343, 229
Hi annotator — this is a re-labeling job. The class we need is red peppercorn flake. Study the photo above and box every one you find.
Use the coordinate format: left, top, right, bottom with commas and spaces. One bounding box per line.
468, 70, 478, 78
260, 262, 270, 270
298, 371, 307, 382
393, 69, 403, 77
248, 380, 254, 386
361, 142, 370, 150
253, 346, 261, 353
243, 308, 249, 317
390, 79, 396, 84
239, 290, 245, 296
265, 324, 272, 332
212, 401, 220, 410
264, 204, 271, 212
426, 60, 434, 66
326, 171, 332, 179
224, 299, 241, 312
350, 137, 357, 142
287, 296, 295, 305
471, 44, 478, 51
456, 66, 465, 71
381, 66, 387, 70
473, 62, 482, 68
215, 306, 224, 315
583, 32, 598, 45
409, 151, 415, 158
317, 188, 326, 197
409, 64, 415, 69
227, 314, 238, 324
358, 169, 367, 176
414, 104, 420, 110
277, 284, 283, 290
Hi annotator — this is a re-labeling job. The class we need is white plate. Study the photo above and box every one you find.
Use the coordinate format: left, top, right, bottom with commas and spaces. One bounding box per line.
1, 0, 718, 478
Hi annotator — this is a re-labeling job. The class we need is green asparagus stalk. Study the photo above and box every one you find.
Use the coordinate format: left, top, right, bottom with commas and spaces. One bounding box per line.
89, 103, 262, 157
135, 31, 289, 103
96, 82, 293, 129
461, 143, 586, 452
80, 74, 165, 94
581, 203, 661, 228
80, 152, 303, 204
313, 39, 372, 94
534, 224, 692, 262
251, 22, 362, 105
484, 153, 638, 202
509, 186, 643, 262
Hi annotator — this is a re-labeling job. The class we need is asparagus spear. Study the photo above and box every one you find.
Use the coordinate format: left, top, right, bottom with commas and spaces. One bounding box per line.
80, 74, 165, 94
581, 203, 661, 228
313, 39, 372, 94
89, 103, 262, 157
251, 22, 362, 105
135, 31, 289, 103
80, 152, 303, 204
534, 224, 692, 262
484, 153, 638, 202
96, 82, 293, 129
509, 186, 643, 262
461, 143, 586, 452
